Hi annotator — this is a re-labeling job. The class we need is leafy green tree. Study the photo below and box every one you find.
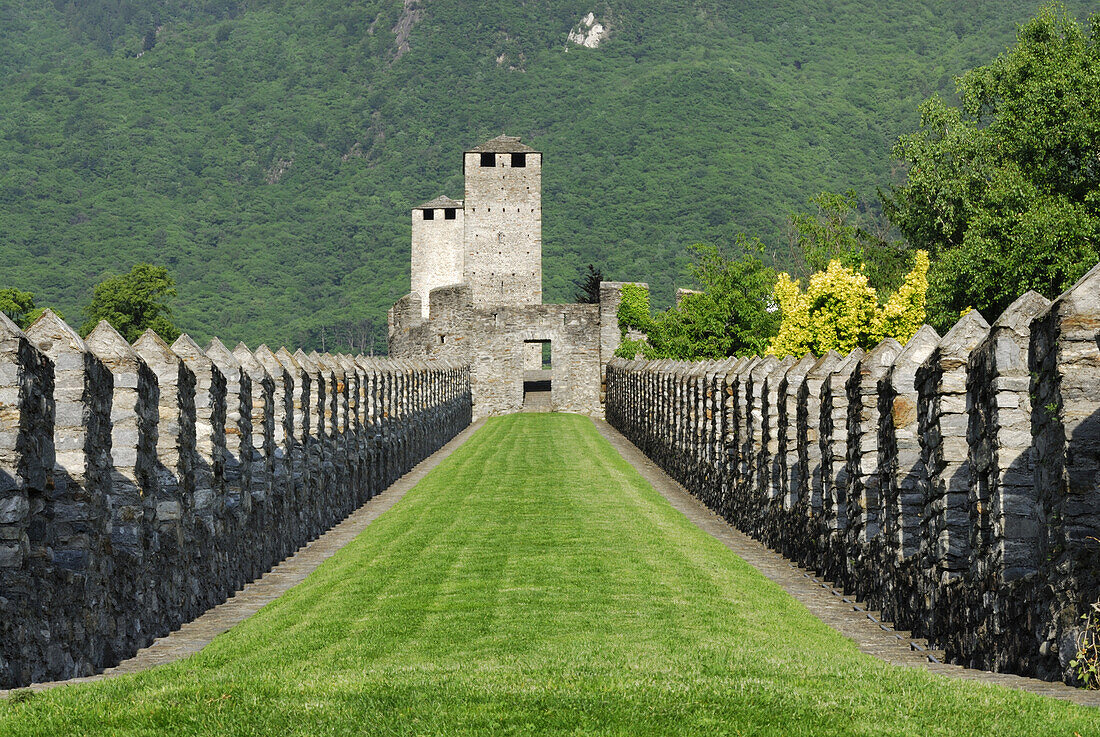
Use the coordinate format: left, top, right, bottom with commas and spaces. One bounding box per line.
574, 264, 604, 304
81, 263, 180, 343
789, 190, 912, 298
884, 3, 1100, 330
0, 287, 61, 329
766, 252, 929, 357
616, 239, 778, 359
0, 288, 37, 328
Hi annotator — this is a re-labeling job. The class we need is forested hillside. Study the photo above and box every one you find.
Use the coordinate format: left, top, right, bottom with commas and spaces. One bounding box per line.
0, 0, 1085, 351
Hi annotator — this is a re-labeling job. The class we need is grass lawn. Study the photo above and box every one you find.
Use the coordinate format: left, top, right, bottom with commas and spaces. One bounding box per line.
1, 413, 1097, 735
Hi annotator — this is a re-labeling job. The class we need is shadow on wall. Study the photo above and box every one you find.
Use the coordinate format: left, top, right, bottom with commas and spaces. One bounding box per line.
0, 310, 473, 689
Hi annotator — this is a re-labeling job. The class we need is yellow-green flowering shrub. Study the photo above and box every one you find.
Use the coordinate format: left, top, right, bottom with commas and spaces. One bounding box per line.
873, 250, 929, 345
766, 251, 929, 357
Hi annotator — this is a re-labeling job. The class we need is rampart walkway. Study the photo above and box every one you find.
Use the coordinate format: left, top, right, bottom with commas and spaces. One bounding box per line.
594, 419, 1100, 707
1, 415, 1097, 736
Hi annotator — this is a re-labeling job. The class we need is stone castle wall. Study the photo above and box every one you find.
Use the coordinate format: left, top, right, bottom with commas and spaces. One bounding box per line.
463, 151, 542, 306
389, 284, 603, 417
606, 263, 1100, 685
0, 311, 472, 689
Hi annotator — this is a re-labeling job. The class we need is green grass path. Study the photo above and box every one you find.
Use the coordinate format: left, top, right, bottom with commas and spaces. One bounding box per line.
2, 414, 1098, 735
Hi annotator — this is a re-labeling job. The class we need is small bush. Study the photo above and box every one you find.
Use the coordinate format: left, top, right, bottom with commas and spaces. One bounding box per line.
1070, 599, 1100, 689
7, 689, 35, 704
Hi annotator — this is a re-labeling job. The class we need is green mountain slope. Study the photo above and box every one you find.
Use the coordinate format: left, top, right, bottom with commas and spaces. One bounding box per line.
0, 0, 1084, 351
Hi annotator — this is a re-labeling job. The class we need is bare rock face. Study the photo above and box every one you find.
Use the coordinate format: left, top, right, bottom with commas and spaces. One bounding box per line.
568, 12, 608, 48
0, 313, 472, 689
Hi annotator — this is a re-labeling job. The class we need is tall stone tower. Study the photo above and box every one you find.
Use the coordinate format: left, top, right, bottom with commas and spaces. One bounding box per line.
410, 195, 464, 318
463, 135, 542, 306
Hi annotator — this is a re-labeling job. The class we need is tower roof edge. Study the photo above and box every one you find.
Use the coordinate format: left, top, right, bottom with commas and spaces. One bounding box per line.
414, 195, 463, 210
466, 135, 538, 154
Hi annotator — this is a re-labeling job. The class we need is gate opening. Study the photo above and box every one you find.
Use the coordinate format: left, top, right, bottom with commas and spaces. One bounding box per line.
522, 339, 552, 411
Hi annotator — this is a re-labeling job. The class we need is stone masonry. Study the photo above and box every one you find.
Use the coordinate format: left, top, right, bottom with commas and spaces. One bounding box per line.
389, 135, 644, 418
606, 262, 1100, 685
0, 311, 472, 689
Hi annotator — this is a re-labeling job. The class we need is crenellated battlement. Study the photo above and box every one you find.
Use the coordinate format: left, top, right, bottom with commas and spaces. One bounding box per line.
606, 262, 1100, 685
0, 312, 472, 688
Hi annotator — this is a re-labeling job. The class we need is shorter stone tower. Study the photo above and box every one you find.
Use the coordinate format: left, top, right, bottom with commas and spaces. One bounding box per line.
463, 135, 542, 306
411, 195, 464, 318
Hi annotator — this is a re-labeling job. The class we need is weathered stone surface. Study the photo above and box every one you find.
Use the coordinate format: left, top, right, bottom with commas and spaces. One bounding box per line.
86, 321, 160, 654
0, 313, 54, 688
846, 338, 902, 597
881, 326, 940, 561
0, 312, 472, 689
800, 350, 840, 519
23, 310, 111, 683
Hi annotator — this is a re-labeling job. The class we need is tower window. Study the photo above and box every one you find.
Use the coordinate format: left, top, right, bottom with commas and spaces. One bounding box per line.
422, 209, 434, 220
480, 152, 495, 167
444, 208, 456, 220
511, 153, 526, 167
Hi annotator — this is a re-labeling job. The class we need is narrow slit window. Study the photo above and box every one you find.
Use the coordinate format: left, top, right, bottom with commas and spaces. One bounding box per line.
422, 209, 434, 221
511, 152, 526, 167
444, 208, 456, 220
480, 152, 495, 167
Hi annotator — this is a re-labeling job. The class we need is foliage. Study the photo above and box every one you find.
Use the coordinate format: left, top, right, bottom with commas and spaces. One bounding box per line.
788, 190, 912, 298
2, 414, 1100, 735
0, 0, 1075, 351
766, 251, 928, 357
81, 263, 180, 344
613, 283, 653, 359
767, 261, 879, 358
0, 287, 59, 329
0, 288, 36, 329
884, 2, 1100, 331
1070, 598, 1100, 689
616, 283, 653, 335
573, 264, 604, 304
616, 240, 778, 359
875, 250, 930, 345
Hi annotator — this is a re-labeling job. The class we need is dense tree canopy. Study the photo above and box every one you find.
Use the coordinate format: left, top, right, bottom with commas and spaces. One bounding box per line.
0, 287, 61, 329
81, 263, 180, 343
884, 3, 1100, 330
616, 240, 778, 360
0, 0, 1077, 351
788, 191, 912, 299
0, 288, 37, 329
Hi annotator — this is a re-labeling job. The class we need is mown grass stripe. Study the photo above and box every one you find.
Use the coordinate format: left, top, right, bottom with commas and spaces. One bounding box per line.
0, 414, 1097, 736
